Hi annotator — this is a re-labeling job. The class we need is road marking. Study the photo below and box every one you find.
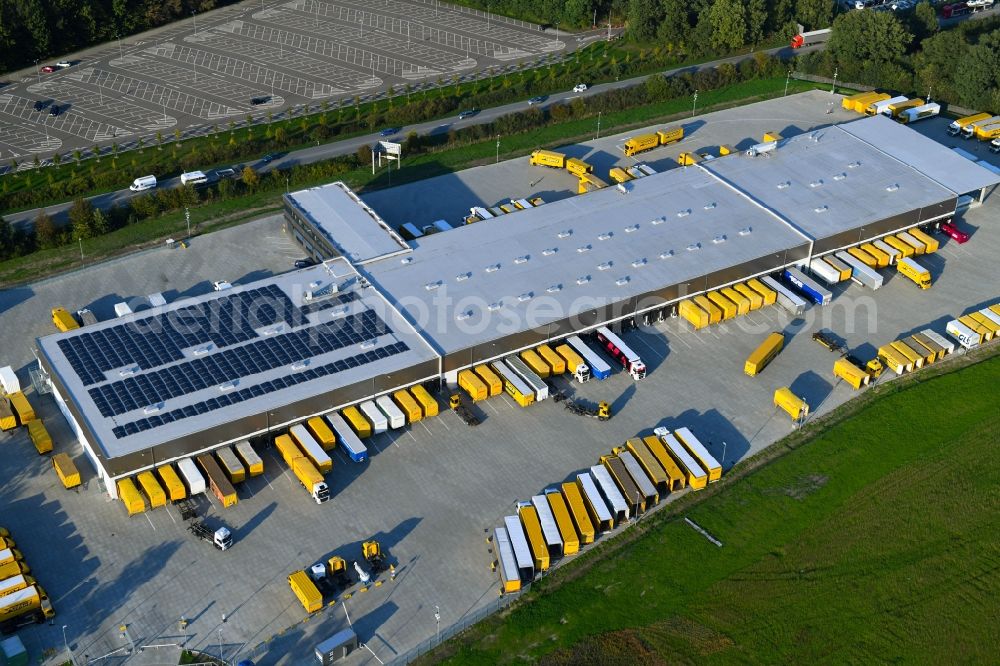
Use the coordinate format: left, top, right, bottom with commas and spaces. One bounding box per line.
630, 334, 664, 359
261, 471, 276, 491
145, 514, 156, 530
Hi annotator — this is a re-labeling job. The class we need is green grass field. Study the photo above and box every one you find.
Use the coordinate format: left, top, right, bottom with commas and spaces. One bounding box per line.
432, 354, 1000, 665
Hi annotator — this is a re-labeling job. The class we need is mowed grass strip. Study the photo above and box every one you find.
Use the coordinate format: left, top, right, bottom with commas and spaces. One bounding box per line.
435, 355, 1000, 665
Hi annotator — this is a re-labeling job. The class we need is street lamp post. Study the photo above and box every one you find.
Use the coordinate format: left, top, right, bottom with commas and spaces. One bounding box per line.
596, 111, 602, 139
831, 67, 838, 94
117, 33, 123, 61
434, 605, 441, 643
185, 206, 191, 237
722, 441, 728, 467
495, 135, 500, 164
192, 10, 197, 34
62, 625, 69, 658
692, 90, 698, 117
784, 70, 791, 96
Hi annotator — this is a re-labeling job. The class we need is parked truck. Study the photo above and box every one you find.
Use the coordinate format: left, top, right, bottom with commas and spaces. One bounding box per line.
326, 413, 369, 462
897, 103, 940, 124
833, 357, 871, 390
961, 115, 1000, 139
760, 275, 807, 315
290, 424, 333, 473
196, 454, 238, 508
867, 95, 907, 116
897, 256, 932, 289
189, 520, 233, 551
948, 112, 991, 136
790, 27, 831, 49
566, 335, 611, 380
744, 332, 784, 377
783, 267, 832, 306
623, 126, 684, 157
275, 434, 330, 503
555, 343, 591, 383
594, 326, 646, 380
528, 150, 566, 168
0, 585, 55, 631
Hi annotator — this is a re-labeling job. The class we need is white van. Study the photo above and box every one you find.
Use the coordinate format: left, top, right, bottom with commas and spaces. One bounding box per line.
130, 175, 157, 191
180, 170, 207, 186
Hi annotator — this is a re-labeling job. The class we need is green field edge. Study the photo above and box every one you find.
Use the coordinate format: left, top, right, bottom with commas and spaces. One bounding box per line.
0, 78, 828, 288
416, 341, 1000, 665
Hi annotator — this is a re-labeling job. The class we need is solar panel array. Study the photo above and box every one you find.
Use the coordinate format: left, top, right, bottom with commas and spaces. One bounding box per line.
57, 285, 309, 386
91, 309, 390, 418
111, 341, 410, 438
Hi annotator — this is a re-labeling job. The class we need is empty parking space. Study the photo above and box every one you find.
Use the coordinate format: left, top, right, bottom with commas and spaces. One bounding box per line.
0, 0, 560, 158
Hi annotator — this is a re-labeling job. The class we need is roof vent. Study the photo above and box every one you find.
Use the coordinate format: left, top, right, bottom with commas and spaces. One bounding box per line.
651, 216, 665, 225
360, 340, 376, 349
547, 284, 562, 293
514, 255, 528, 264
814, 205, 829, 213
833, 172, 846, 181
687, 243, 701, 252
712, 235, 726, 244
577, 244, 591, 253
739, 227, 752, 236
848, 161, 861, 168
809, 179, 824, 188
677, 208, 691, 217
143, 403, 163, 414
542, 247, 557, 256
118, 365, 141, 377
885, 183, 899, 192
485, 263, 500, 273
401, 256, 413, 264
624, 224, 639, 233
219, 380, 238, 391
631, 258, 647, 268
518, 292, 532, 302
597, 261, 612, 271
455, 272, 471, 282
558, 230, 572, 239
777, 181, 790, 189
425, 280, 442, 290
598, 232, 612, 241
659, 250, 674, 259
577, 275, 591, 285
193, 344, 214, 355
704, 202, 716, 210
487, 302, 502, 312
456, 311, 473, 321
616, 182, 631, 195
615, 277, 630, 286
291, 360, 309, 370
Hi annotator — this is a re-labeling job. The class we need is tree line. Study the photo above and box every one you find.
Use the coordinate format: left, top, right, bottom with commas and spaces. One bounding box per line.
800, 7, 1000, 114
0, 0, 234, 73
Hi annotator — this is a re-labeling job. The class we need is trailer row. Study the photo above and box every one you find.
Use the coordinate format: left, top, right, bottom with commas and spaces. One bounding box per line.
115, 441, 263, 515
0, 528, 56, 632
678, 277, 778, 330
841, 92, 941, 125
398, 197, 548, 239
492, 425, 721, 593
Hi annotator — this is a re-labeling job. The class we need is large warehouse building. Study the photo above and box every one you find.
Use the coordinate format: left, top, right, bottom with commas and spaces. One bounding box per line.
35, 115, 999, 494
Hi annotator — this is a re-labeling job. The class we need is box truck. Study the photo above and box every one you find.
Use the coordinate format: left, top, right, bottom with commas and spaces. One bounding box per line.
375, 395, 406, 429
458, 369, 488, 402
215, 446, 247, 484
733, 283, 764, 310
833, 358, 870, 390
288, 570, 323, 613
506, 356, 549, 401
275, 434, 330, 502
517, 504, 550, 571
156, 464, 186, 501
555, 344, 591, 383
673, 427, 722, 482
559, 482, 596, 544
490, 359, 535, 407
342, 405, 372, 437
493, 527, 522, 592
590, 465, 629, 523
519, 349, 551, 378
503, 515, 535, 581
654, 429, 708, 490
625, 437, 669, 495
809, 258, 843, 285
566, 335, 612, 380
472, 364, 503, 397
594, 326, 646, 380
948, 112, 991, 136
535, 345, 566, 375
306, 417, 337, 450
835, 251, 884, 289
528, 150, 565, 168
576, 472, 614, 532
531, 495, 564, 559
679, 299, 710, 329
409, 384, 439, 417
235, 440, 264, 475
544, 491, 579, 555
897, 256, 931, 289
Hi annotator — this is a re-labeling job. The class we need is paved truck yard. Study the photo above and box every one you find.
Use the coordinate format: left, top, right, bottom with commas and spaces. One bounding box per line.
1, 91, 999, 665
0, 0, 561, 160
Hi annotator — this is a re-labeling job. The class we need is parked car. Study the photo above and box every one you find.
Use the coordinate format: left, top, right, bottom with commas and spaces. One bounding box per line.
572, 83, 588, 93
250, 96, 270, 106
215, 167, 237, 180
41, 65, 56, 73
379, 127, 401, 137
527, 95, 547, 105
458, 109, 480, 119
939, 221, 970, 244
33, 100, 47, 111
294, 258, 315, 269
55, 61, 72, 69
261, 153, 276, 164
49, 105, 61, 116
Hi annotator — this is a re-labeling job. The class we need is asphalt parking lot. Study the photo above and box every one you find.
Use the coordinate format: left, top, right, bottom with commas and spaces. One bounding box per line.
0, 0, 564, 161
1, 92, 998, 665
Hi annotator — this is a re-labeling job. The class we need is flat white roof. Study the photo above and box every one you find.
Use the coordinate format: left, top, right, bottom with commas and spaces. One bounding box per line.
286, 182, 410, 264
